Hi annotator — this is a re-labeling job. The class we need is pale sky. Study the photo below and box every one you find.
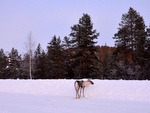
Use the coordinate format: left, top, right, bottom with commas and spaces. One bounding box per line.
0, 0, 150, 54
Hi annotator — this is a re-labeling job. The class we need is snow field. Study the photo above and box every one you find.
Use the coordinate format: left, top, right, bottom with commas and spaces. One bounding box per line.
0, 79, 150, 113
0, 79, 149, 101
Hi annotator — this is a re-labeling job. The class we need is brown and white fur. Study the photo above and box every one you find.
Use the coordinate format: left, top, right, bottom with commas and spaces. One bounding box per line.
74, 79, 94, 99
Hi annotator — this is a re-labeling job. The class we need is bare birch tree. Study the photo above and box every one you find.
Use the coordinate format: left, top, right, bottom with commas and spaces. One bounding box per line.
25, 32, 35, 79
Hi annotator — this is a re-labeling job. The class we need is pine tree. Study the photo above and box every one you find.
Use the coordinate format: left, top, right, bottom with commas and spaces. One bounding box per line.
113, 7, 147, 65
34, 44, 42, 79
47, 36, 66, 79
62, 36, 74, 78
70, 13, 100, 78
62, 36, 71, 49
139, 26, 150, 79
0, 49, 7, 78
6, 48, 21, 79
34, 44, 47, 79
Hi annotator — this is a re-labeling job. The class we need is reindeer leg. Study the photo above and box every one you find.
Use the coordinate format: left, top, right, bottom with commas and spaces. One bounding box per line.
83, 88, 85, 97
76, 89, 79, 99
76, 90, 78, 99
79, 88, 82, 98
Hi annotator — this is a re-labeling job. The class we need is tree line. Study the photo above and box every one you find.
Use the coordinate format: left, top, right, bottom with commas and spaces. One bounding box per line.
0, 7, 150, 80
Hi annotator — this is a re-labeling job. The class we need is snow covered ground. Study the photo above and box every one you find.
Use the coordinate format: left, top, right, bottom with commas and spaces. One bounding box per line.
0, 79, 150, 113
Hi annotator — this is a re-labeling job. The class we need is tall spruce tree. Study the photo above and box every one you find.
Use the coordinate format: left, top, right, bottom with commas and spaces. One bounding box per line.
6, 48, 21, 79
70, 13, 100, 78
139, 26, 150, 79
0, 49, 7, 78
34, 44, 47, 79
62, 36, 74, 78
47, 36, 66, 79
113, 7, 147, 65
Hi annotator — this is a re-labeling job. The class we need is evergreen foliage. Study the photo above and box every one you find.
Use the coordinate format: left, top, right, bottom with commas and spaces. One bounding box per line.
47, 36, 66, 79
34, 44, 47, 79
19, 54, 30, 79
113, 7, 150, 79
6, 48, 21, 79
113, 7, 147, 64
0, 49, 7, 79
70, 13, 100, 78
0, 10, 150, 80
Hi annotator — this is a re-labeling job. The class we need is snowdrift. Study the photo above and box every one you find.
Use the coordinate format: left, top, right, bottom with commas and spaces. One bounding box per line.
0, 79, 150, 102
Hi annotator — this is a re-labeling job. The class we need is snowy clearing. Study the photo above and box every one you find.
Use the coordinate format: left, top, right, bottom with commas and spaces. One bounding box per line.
0, 79, 150, 113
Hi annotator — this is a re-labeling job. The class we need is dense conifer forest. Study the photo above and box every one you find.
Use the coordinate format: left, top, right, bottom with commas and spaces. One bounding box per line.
0, 8, 150, 79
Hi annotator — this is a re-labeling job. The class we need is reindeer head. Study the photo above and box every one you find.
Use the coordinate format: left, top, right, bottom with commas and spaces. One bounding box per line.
87, 79, 94, 85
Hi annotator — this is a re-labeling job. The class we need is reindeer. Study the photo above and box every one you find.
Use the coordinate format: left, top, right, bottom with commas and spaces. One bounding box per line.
74, 79, 94, 99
